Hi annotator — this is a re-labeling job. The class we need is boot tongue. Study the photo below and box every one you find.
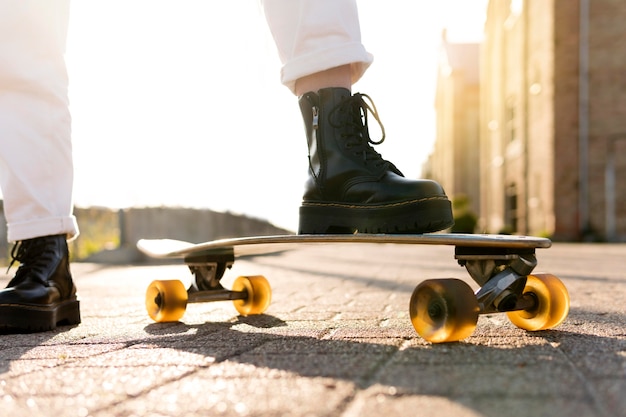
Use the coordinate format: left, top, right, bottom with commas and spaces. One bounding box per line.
7, 237, 61, 287
386, 161, 405, 177
330, 92, 405, 178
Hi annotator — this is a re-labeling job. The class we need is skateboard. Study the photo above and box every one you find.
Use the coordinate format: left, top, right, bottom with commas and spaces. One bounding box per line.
137, 233, 570, 343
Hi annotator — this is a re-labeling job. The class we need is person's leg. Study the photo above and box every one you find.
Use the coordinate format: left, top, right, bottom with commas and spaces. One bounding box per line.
262, 0, 454, 234
294, 65, 352, 96
261, 0, 372, 94
0, 0, 80, 333
0, 0, 78, 242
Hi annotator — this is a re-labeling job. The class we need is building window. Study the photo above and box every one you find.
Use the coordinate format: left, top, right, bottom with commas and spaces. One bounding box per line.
505, 182, 518, 233
505, 101, 517, 143
505, 0, 524, 29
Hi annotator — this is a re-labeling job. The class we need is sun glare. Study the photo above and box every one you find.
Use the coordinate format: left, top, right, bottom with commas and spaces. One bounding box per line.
61, 0, 488, 231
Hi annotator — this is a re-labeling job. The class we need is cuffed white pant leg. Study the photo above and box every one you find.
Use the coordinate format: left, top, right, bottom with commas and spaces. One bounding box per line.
0, 0, 78, 242
261, 0, 373, 94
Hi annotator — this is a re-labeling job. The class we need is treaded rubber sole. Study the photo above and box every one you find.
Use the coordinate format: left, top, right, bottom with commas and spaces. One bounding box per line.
298, 197, 454, 234
0, 299, 81, 333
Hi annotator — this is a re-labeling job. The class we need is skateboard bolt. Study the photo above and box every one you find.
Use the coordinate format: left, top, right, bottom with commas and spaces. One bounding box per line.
428, 302, 444, 319
154, 293, 163, 308
497, 293, 518, 312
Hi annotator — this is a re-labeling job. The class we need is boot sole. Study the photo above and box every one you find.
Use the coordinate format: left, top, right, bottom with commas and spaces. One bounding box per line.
0, 299, 81, 333
299, 197, 454, 234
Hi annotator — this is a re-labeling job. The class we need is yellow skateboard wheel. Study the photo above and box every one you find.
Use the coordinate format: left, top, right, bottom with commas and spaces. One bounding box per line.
145, 280, 188, 322
232, 275, 272, 316
507, 273, 570, 331
409, 279, 479, 343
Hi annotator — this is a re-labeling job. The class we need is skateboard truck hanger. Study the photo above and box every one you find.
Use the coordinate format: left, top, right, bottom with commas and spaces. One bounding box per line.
455, 247, 538, 314
183, 251, 248, 303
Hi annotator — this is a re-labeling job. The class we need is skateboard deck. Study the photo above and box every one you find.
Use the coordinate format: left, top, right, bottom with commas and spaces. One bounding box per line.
137, 233, 569, 343
137, 233, 551, 258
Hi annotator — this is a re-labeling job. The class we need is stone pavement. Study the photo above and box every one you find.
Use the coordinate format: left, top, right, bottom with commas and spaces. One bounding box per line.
0, 242, 624, 417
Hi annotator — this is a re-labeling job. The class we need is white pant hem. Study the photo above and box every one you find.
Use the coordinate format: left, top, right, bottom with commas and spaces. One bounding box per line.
7, 215, 79, 242
281, 43, 373, 94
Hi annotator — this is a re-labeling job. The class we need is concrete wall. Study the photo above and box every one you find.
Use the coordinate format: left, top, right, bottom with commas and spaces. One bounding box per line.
0, 205, 291, 264
118, 207, 290, 244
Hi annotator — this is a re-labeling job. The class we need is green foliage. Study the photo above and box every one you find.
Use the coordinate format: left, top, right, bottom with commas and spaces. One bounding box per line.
68, 207, 120, 261
451, 194, 478, 234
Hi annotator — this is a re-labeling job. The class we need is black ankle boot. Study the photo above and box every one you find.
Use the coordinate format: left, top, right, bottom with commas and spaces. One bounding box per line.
0, 234, 80, 333
298, 87, 454, 234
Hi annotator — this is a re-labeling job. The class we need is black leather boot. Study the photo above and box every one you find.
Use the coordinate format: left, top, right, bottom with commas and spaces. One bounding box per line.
0, 234, 80, 333
298, 87, 454, 234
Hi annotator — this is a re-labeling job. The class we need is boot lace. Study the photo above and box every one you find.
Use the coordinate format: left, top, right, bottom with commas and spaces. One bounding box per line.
328, 93, 392, 169
6, 238, 59, 286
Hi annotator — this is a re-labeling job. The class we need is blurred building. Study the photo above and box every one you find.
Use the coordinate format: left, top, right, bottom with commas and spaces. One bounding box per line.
427, 31, 481, 220
429, 0, 626, 241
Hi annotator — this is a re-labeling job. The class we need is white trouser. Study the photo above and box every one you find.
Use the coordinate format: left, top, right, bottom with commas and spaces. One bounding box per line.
0, 0, 371, 242
261, 0, 373, 94
0, 0, 78, 242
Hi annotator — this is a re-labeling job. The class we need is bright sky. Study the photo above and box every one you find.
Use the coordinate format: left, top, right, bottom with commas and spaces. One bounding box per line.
64, 0, 487, 232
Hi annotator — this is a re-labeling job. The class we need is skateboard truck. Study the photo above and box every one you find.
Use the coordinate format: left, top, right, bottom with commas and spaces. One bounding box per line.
455, 247, 538, 314
183, 250, 248, 303
144, 247, 272, 322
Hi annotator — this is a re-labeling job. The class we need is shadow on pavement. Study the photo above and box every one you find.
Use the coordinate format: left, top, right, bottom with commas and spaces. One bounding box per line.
137, 311, 621, 417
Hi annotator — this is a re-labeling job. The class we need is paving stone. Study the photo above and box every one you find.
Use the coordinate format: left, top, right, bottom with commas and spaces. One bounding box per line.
0, 242, 623, 416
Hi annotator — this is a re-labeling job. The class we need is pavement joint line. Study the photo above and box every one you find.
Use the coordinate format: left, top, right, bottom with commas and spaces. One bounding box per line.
547, 335, 612, 417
